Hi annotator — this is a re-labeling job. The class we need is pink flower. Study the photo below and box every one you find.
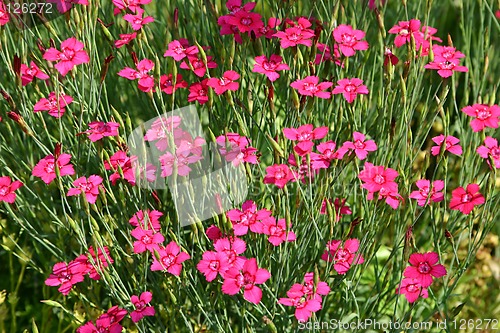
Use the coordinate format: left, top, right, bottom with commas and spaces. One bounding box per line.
47, 0, 88, 13
263, 164, 294, 188
118, 58, 155, 92
129, 209, 163, 231
130, 292, 155, 323
424, 49, 468, 78
320, 198, 352, 221
252, 55, 289, 82
43, 37, 90, 76
341, 132, 377, 160
278, 284, 322, 322
160, 74, 188, 94
33, 92, 73, 118
216, 133, 259, 166
409, 180, 445, 206
254, 17, 280, 39
188, 79, 209, 104
45, 261, 85, 295
197, 250, 230, 282
115, 32, 137, 48
123, 8, 154, 30
314, 43, 342, 66
290, 76, 332, 99
32, 153, 75, 184
432, 45, 466, 64
213, 236, 247, 273
218, 15, 244, 44
164, 39, 198, 61
358, 162, 398, 194
333, 24, 369, 57
73, 246, 114, 280
226, 200, 271, 235
311, 141, 343, 169
273, 17, 315, 48
131, 227, 164, 254
227, 9, 263, 33
477, 136, 500, 169
384, 47, 399, 66
449, 183, 485, 215
388, 19, 422, 48
260, 217, 296, 246
206, 225, 222, 241
180, 55, 217, 77
430, 135, 463, 156
150, 241, 190, 275
0, 176, 23, 204
112, 0, 151, 15
321, 239, 365, 274
85, 121, 119, 142
461, 104, 500, 132
332, 78, 369, 103
396, 278, 429, 303
221, 258, 270, 304
20, 61, 50, 86
67, 175, 103, 204
207, 70, 240, 95
372, 186, 403, 209
0, 1, 10, 26
403, 252, 447, 287
283, 124, 328, 155
103, 150, 138, 185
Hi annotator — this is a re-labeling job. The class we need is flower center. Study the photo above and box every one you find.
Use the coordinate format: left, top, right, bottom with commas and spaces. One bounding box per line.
262, 61, 277, 71
399, 28, 409, 36
418, 262, 431, 274
354, 140, 365, 149
219, 77, 231, 86
344, 84, 356, 92
60, 48, 75, 61
141, 235, 152, 244
303, 83, 318, 92
45, 162, 55, 173
274, 169, 285, 179
374, 174, 385, 184
341, 34, 355, 45
476, 109, 491, 120
209, 260, 219, 270
461, 193, 472, 203
490, 147, 500, 158
288, 33, 300, 41
161, 254, 175, 267
335, 249, 349, 262
406, 283, 419, 293
0, 186, 7, 196
241, 17, 252, 26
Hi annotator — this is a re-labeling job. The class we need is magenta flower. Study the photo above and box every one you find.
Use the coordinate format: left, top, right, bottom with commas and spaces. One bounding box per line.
409, 179, 445, 206
32, 153, 75, 184
283, 124, 328, 155
67, 175, 103, 204
227, 9, 263, 33
130, 292, 155, 323
213, 237, 247, 274
341, 132, 377, 160
43, 37, 90, 76
254, 17, 280, 39
150, 241, 190, 276
396, 278, 429, 303
259, 217, 296, 246
118, 58, 155, 92
103, 150, 138, 185
290, 76, 332, 99
33, 92, 73, 118
45, 261, 85, 295
221, 258, 270, 304
197, 250, 230, 282
164, 39, 199, 61
333, 24, 369, 57
216, 133, 259, 166
332, 78, 369, 103
273, 17, 315, 48
477, 136, 500, 169
263, 164, 294, 188
461, 103, 500, 132
47, 0, 88, 13
73, 246, 114, 280
358, 162, 398, 194
430, 135, 463, 156
226, 200, 271, 235
131, 227, 164, 254
424, 48, 468, 78
388, 19, 422, 48
450, 183, 485, 215
432, 45, 466, 64
115, 32, 137, 48
160, 74, 188, 94
384, 47, 399, 66
129, 209, 163, 232
84, 121, 119, 142
403, 252, 447, 287
20, 61, 49, 86
206, 225, 222, 241
0, 176, 23, 204
180, 55, 217, 77
0, 2, 10, 26
123, 8, 154, 30
314, 43, 342, 66
320, 198, 352, 221
278, 284, 322, 322
311, 141, 343, 169
321, 238, 365, 274
112, 0, 151, 15
207, 70, 240, 95
252, 55, 289, 82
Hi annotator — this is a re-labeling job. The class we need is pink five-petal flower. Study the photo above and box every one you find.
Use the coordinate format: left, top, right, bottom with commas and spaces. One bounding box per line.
115, 32, 137, 48
260, 217, 296, 246
103, 150, 138, 185
118, 58, 155, 92
315, 43, 342, 66
123, 8, 154, 30
290, 76, 332, 98
85, 121, 120, 142
0, 176, 23, 204
129, 209, 163, 231
278, 285, 322, 322
213, 236, 247, 274
320, 198, 352, 221
273, 18, 315, 49
160, 74, 188, 94
263, 164, 294, 188
32, 153, 75, 184
227, 9, 263, 33
196, 250, 230, 282
477, 136, 500, 169
33, 92, 73, 118
396, 278, 429, 303
252, 54, 289, 82
180, 55, 218, 77
0, 1, 10, 26
432, 45, 465, 64
424, 60, 468, 78
67, 175, 103, 204
131, 227, 164, 254
284, 124, 328, 155
321, 238, 365, 274
130, 292, 155, 323
388, 19, 422, 48
47, 0, 88, 13
164, 39, 198, 61
226, 200, 271, 235
461, 104, 500, 132
409, 179, 444, 206
43, 37, 90, 76
358, 162, 398, 194
430, 135, 463, 156
403, 252, 447, 288
150, 241, 190, 276
333, 24, 369, 57
221, 258, 270, 304
332, 78, 369, 103
188, 79, 210, 104
207, 70, 240, 95
311, 141, 343, 169
254, 17, 280, 39
73, 246, 113, 281
449, 183, 485, 215
44, 261, 86, 295
21, 61, 50, 86
341, 132, 377, 160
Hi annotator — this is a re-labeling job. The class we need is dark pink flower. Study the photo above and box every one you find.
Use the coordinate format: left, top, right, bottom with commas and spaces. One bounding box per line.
150, 241, 190, 275
432, 45, 466, 64
118, 58, 155, 92
180, 55, 217, 77
206, 225, 222, 241
160, 74, 188, 94
227, 9, 263, 33
254, 17, 280, 39
188, 79, 209, 104
321, 238, 365, 274
213, 237, 247, 274
388, 19, 422, 48
273, 17, 315, 48
332, 78, 369, 103
20, 61, 50, 86
103, 150, 138, 185
278, 284, 322, 322
73, 246, 114, 281
45, 261, 85, 295
129, 209, 163, 231
197, 250, 230, 282
115, 32, 137, 48
67, 175, 103, 204
216, 133, 259, 166
431, 135, 462, 156
164, 39, 198, 61
263, 164, 294, 188
424, 56, 468, 78
409, 179, 444, 206
43, 37, 90, 76
358, 162, 398, 194
477, 136, 500, 169
85, 121, 119, 142
290, 76, 332, 98
0, 1, 10, 26
396, 278, 429, 303
252, 55, 289, 82
218, 15, 243, 44
259, 217, 296, 246
131, 227, 164, 254
283, 124, 328, 155
384, 47, 399, 66
207, 70, 240, 95
226, 200, 271, 235
0, 176, 23, 204
123, 8, 154, 30
112, 0, 151, 15
461, 103, 500, 132
130, 292, 155, 323
33, 92, 73, 118
47, 0, 88, 13
221, 258, 270, 304
403, 252, 447, 287
311, 141, 343, 169
450, 183, 485, 215
341, 132, 377, 160
320, 198, 352, 221
333, 24, 369, 57
32, 153, 75, 184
